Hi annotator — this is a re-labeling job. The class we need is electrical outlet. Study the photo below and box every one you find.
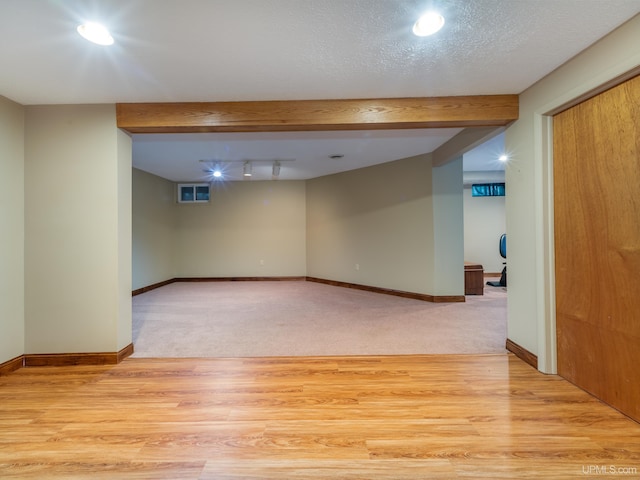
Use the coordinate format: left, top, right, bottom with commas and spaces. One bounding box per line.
355, 263, 360, 271
260, 259, 264, 266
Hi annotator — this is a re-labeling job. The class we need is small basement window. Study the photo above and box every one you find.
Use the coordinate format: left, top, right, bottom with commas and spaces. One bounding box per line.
178, 183, 210, 203
471, 183, 505, 197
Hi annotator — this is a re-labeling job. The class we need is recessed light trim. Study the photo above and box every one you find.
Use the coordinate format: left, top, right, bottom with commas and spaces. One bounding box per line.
413, 12, 445, 37
77, 22, 114, 45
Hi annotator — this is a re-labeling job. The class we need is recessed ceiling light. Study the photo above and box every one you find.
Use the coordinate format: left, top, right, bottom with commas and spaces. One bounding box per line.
77, 22, 114, 45
499, 154, 509, 162
413, 12, 445, 37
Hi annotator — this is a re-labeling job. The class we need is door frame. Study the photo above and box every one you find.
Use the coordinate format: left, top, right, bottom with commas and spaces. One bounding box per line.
533, 66, 640, 373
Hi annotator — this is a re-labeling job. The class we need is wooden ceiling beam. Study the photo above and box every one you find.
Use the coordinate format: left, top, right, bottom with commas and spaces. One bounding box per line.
116, 95, 518, 134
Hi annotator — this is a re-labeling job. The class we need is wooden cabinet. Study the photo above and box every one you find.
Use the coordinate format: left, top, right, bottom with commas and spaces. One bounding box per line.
464, 262, 484, 295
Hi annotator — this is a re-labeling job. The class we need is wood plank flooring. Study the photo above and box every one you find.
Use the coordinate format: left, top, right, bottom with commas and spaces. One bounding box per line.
1, 354, 639, 479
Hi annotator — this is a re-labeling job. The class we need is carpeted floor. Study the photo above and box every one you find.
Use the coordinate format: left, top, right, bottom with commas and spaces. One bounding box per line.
132, 280, 507, 358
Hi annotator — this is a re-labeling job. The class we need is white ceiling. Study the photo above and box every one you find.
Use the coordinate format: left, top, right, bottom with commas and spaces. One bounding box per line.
132, 128, 466, 182
2, 1, 638, 181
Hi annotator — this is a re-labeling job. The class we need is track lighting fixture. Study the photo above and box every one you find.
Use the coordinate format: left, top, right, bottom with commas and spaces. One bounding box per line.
200, 158, 292, 180
243, 161, 252, 177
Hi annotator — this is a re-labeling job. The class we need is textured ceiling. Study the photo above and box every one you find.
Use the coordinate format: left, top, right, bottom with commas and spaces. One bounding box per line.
2, 0, 638, 180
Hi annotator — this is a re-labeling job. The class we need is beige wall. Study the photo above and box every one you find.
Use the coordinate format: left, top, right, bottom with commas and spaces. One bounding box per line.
173, 180, 307, 277
132, 168, 176, 290
3, 16, 637, 364
506, 14, 640, 372
431, 157, 464, 296
463, 187, 506, 274
117, 129, 132, 350
306, 154, 453, 295
24, 104, 131, 354
0, 96, 25, 364
134, 153, 464, 298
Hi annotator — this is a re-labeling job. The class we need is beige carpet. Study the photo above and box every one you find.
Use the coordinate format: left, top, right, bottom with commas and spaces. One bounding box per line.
131, 280, 507, 357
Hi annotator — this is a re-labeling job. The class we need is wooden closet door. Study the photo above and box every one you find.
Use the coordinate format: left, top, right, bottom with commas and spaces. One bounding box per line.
553, 74, 640, 422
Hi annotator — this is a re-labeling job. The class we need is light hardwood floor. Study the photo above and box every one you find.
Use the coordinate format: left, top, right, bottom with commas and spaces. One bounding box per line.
1, 354, 639, 479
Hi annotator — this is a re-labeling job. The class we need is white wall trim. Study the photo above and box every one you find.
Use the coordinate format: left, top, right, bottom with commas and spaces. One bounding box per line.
535, 113, 557, 374
533, 62, 640, 374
